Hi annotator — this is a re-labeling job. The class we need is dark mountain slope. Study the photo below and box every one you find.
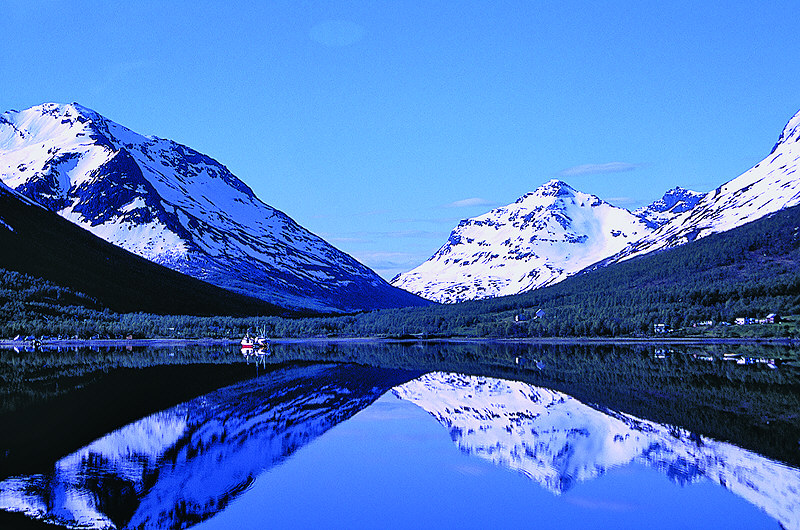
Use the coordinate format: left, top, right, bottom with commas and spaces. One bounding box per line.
0, 185, 284, 316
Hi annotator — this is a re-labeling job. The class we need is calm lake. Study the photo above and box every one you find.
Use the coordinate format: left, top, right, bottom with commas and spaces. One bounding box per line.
0, 341, 798, 529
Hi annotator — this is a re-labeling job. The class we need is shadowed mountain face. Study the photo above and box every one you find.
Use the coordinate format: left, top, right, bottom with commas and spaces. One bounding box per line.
0, 182, 283, 316
592, 107, 800, 266
0, 103, 429, 312
394, 372, 800, 530
0, 364, 417, 530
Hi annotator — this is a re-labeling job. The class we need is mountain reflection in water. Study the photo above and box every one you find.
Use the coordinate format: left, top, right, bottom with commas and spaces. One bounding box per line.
1, 362, 797, 530
0, 364, 415, 530
393, 372, 800, 530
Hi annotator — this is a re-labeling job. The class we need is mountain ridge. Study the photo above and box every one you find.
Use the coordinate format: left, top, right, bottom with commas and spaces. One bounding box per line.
601, 107, 800, 266
0, 180, 286, 316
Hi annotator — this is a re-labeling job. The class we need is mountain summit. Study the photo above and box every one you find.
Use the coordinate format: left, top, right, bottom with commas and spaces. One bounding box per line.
634, 186, 704, 228
391, 179, 653, 303
0, 103, 426, 312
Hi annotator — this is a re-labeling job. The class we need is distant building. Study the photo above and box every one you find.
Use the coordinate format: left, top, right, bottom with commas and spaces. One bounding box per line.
740, 314, 780, 325
517, 308, 545, 322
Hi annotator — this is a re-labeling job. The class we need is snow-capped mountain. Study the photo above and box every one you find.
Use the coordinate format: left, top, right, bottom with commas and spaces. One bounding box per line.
0, 364, 413, 529
634, 186, 705, 228
393, 107, 800, 304
391, 180, 654, 303
394, 372, 800, 529
606, 108, 800, 264
0, 103, 426, 312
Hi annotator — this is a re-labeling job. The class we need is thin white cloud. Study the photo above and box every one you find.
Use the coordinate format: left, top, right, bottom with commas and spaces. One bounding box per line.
444, 197, 494, 208
352, 251, 419, 267
558, 162, 640, 177
385, 229, 442, 239
393, 216, 465, 224
321, 229, 442, 242
604, 196, 639, 206
310, 208, 391, 220
324, 236, 368, 244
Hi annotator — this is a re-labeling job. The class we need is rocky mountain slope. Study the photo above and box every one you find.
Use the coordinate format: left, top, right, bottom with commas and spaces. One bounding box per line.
604, 108, 800, 265
0, 103, 427, 312
0, 181, 284, 316
634, 186, 705, 228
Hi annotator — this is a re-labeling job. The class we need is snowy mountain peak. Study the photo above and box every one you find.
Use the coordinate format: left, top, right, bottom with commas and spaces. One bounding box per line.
0, 102, 426, 312
2, 102, 120, 150
395, 107, 800, 303
652, 186, 703, 211
391, 181, 652, 303
771, 107, 800, 153
517, 179, 577, 202
634, 186, 704, 228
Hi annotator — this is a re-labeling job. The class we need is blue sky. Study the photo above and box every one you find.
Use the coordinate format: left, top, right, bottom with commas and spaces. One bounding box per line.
2, 1, 799, 278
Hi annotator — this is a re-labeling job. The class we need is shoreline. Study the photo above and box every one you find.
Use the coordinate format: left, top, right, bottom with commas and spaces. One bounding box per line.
0, 335, 798, 349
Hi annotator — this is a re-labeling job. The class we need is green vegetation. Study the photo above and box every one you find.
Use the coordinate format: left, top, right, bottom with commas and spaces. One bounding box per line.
6, 203, 800, 340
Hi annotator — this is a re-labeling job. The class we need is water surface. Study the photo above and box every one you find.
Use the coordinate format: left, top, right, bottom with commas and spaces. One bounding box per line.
0, 342, 797, 529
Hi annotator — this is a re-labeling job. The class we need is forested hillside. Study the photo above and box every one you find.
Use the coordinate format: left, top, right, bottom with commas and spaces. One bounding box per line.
2, 204, 800, 339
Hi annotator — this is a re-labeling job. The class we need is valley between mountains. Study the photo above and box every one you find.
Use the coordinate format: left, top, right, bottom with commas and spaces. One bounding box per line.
1, 102, 800, 339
